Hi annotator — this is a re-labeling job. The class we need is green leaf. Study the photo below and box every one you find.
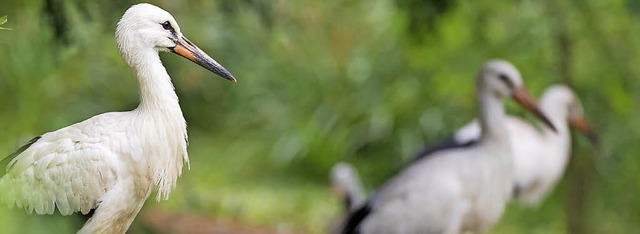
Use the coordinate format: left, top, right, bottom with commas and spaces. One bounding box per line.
0, 15, 11, 30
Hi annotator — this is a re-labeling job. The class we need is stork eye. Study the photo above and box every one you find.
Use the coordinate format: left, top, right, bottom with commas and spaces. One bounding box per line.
161, 21, 173, 30
497, 74, 509, 82
497, 73, 514, 88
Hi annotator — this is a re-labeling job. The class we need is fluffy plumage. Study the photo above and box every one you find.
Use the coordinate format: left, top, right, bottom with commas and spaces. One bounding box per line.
454, 84, 589, 205
341, 60, 555, 234
0, 3, 234, 233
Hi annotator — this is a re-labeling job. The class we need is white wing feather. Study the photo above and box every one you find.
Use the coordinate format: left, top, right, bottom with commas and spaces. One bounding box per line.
0, 113, 126, 216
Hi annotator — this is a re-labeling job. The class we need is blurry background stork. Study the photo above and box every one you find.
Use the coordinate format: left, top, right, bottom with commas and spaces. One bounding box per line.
329, 162, 366, 234
0, 0, 639, 233
454, 84, 596, 206
339, 60, 557, 234
330, 162, 366, 213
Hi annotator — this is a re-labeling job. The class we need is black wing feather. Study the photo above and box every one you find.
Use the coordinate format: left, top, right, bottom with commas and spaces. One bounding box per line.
343, 194, 353, 212
1, 136, 42, 177
340, 202, 372, 234
340, 137, 478, 233
411, 137, 478, 163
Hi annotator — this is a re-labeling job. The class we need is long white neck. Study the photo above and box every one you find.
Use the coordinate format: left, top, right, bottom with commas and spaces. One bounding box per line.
345, 178, 366, 211
126, 49, 181, 111
77, 48, 187, 234
478, 91, 509, 144
540, 102, 570, 138
124, 47, 189, 200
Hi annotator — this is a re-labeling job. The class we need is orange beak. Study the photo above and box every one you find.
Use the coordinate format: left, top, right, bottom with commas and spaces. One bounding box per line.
170, 36, 236, 82
331, 184, 347, 199
570, 116, 598, 144
511, 88, 558, 133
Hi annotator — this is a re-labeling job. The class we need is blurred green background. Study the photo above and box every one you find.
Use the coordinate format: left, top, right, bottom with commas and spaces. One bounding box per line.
0, 0, 639, 233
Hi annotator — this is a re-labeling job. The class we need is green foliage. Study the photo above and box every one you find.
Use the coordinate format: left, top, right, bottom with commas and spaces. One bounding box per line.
1, 0, 640, 233
0, 15, 10, 30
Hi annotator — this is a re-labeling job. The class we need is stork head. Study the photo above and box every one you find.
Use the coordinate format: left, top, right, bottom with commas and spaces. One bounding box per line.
116, 3, 235, 82
478, 59, 557, 132
541, 85, 597, 143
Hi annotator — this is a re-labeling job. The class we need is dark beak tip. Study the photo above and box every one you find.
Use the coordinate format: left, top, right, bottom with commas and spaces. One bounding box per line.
219, 71, 237, 83
536, 110, 558, 134
549, 122, 559, 133
586, 132, 599, 145
170, 36, 237, 83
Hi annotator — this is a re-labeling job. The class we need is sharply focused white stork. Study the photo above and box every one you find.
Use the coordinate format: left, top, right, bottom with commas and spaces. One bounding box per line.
0, 3, 235, 234
453, 84, 595, 206
340, 60, 557, 234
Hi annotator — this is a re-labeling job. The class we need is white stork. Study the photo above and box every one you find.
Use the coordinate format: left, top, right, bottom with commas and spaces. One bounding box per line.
453, 84, 595, 206
331, 162, 366, 212
340, 60, 557, 234
0, 3, 235, 234
330, 162, 366, 234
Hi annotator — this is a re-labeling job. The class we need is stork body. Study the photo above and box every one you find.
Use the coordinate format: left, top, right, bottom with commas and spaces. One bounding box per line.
0, 4, 235, 233
341, 60, 556, 234
454, 84, 593, 205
